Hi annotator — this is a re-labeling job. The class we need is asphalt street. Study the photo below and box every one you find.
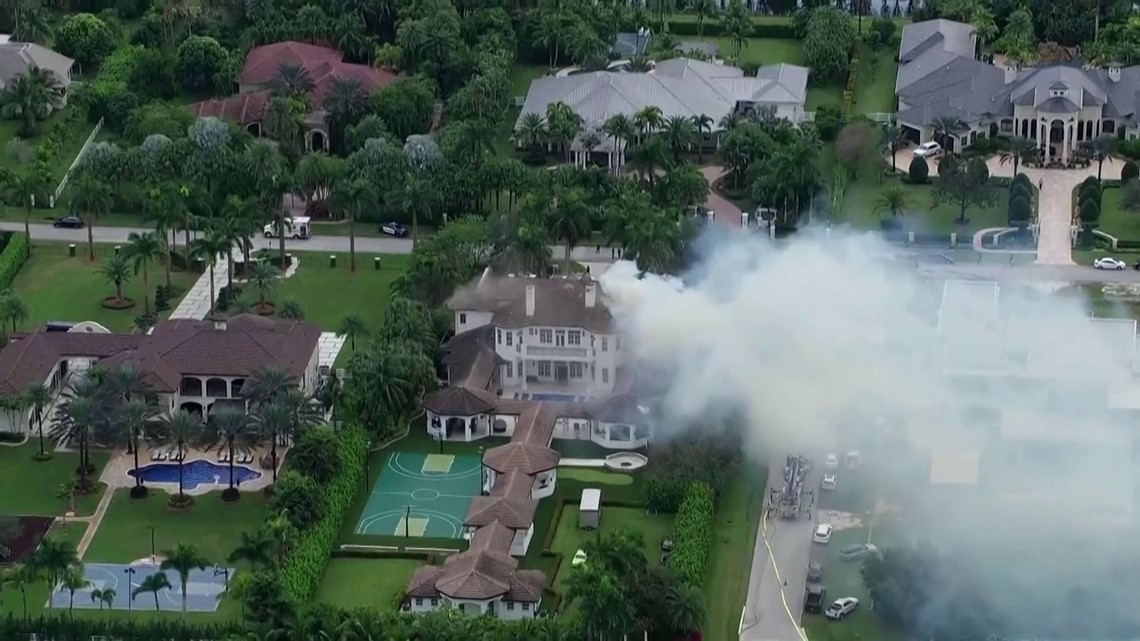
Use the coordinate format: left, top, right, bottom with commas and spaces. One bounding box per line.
918, 262, 1140, 283
738, 459, 815, 641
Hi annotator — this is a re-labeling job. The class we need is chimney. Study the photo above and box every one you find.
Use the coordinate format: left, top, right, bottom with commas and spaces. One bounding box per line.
1109, 64, 1122, 83
525, 285, 535, 317
213, 321, 227, 331
1004, 64, 1016, 84
585, 283, 597, 308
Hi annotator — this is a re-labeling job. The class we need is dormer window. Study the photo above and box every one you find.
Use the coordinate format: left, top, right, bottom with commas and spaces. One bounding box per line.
1048, 81, 1069, 99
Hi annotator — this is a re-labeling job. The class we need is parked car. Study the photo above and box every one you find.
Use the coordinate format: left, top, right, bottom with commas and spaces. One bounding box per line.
821, 474, 837, 491
838, 543, 879, 561
824, 453, 839, 470
1094, 257, 1127, 270
52, 215, 84, 229
813, 524, 833, 544
571, 550, 587, 567
807, 562, 824, 583
1133, 261, 1140, 271
804, 585, 827, 613
381, 222, 409, 237
913, 141, 943, 158
825, 597, 859, 620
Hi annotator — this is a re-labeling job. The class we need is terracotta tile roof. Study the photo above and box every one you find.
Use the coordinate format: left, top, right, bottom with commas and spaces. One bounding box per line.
436, 550, 518, 600
406, 566, 443, 598
448, 275, 613, 332
238, 41, 396, 100
190, 90, 270, 124
422, 386, 498, 416
508, 570, 546, 602
482, 441, 560, 475
468, 519, 515, 555
0, 331, 144, 396
464, 493, 538, 529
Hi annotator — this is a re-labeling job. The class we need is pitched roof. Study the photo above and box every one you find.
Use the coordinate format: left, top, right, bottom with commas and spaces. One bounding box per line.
483, 442, 560, 475
436, 550, 518, 600
897, 19, 976, 92
190, 90, 270, 124
422, 386, 498, 416
449, 274, 613, 332
465, 493, 538, 529
0, 42, 73, 89
239, 41, 396, 102
406, 566, 444, 597
588, 393, 644, 424
0, 332, 143, 396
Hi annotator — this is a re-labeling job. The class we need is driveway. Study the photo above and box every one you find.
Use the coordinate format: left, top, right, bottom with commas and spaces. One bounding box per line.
702, 166, 745, 228
891, 147, 942, 176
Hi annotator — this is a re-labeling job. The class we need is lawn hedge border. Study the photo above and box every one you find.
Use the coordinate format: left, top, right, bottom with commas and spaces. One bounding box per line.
666, 482, 715, 586
0, 232, 30, 289
281, 426, 368, 604
666, 19, 796, 39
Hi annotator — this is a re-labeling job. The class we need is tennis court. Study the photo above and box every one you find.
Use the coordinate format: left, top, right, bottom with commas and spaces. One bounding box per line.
354, 452, 481, 539
48, 562, 234, 612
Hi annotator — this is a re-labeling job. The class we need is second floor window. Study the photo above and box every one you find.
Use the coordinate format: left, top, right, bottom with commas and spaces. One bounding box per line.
602, 368, 609, 383
539, 329, 552, 344
568, 331, 581, 345
506, 332, 513, 346
570, 362, 583, 378
459, 313, 467, 324
505, 362, 513, 378
601, 337, 609, 351
496, 329, 502, 344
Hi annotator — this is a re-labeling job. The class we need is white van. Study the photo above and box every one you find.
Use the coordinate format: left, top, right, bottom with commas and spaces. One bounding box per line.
263, 216, 311, 240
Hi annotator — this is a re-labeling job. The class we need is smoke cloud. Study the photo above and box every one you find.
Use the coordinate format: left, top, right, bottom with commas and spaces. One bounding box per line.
599, 229, 1140, 637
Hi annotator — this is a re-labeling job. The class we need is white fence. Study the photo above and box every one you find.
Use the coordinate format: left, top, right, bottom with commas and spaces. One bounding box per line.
50, 117, 104, 208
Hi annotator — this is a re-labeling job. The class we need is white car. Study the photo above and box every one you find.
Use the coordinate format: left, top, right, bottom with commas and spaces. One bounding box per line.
821, 474, 837, 491
824, 454, 839, 470
813, 523, 833, 544
571, 550, 587, 567
912, 141, 943, 158
825, 597, 859, 620
1094, 257, 1127, 270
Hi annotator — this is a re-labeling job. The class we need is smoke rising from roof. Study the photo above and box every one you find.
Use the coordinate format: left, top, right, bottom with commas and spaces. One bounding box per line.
599, 229, 1140, 637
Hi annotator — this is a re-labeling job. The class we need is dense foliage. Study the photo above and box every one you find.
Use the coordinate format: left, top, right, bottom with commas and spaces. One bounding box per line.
0, 233, 30, 290
646, 430, 741, 511
665, 482, 714, 586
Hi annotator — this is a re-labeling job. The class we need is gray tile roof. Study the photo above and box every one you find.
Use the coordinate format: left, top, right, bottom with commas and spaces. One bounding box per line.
0, 42, 73, 90
516, 59, 807, 132
1037, 96, 1080, 113
897, 19, 976, 93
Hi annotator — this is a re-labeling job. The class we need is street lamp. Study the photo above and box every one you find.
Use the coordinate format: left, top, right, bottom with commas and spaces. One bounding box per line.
123, 568, 137, 612
147, 526, 157, 563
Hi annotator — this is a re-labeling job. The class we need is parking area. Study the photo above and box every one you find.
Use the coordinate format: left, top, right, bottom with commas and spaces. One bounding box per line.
892, 145, 943, 176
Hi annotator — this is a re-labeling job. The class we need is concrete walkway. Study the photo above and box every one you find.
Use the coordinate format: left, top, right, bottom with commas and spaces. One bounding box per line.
74, 489, 114, 559
701, 166, 745, 228
169, 258, 229, 320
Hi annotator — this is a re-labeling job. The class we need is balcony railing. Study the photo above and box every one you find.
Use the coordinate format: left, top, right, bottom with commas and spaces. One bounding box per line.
525, 344, 590, 358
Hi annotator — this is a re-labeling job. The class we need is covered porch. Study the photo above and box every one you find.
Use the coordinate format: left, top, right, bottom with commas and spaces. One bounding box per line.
422, 386, 501, 442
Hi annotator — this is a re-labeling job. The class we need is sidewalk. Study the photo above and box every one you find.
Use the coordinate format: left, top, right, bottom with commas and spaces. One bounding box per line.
169, 258, 229, 320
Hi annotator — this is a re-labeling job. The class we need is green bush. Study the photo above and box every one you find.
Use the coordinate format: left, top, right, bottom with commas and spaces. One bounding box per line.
1124, 181, 1140, 213
1008, 196, 1033, 227
666, 19, 796, 39
0, 233, 30, 289
1010, 182, 1033, 205
908, 156, 929, 184
1011, 172, 1032, 189
540, 497, 568, 550
279, 426, 368, 605
1124, 160, 1139, 182
1079, 181, 1102, 208
666, 482, 714, 586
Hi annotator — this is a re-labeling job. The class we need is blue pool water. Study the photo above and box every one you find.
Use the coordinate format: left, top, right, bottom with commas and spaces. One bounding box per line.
129, 460, 262, 490
529, 393, 579, 401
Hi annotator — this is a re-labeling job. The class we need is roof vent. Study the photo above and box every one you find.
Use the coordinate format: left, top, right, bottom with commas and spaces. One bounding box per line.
525, 286, 536, 317
1109, 64, 1122, 83
585, 283, 597, 309
214, 321, 227, 331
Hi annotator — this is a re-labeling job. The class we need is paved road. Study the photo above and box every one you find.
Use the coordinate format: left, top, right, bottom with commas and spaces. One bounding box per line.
918, 262, 1140, 283
739, 460, 814, 641
5, 222, 621, 263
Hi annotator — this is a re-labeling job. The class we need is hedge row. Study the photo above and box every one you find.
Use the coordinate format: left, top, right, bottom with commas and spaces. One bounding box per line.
665, 482, 715, 586
280, 426, 369, 604
666, 19, 796, 39
842, 47, 860, 114
0, 233, 29, 289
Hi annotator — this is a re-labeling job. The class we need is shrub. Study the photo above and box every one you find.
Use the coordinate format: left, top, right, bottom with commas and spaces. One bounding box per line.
287, 429, 342, 484
1079, 182, 1102, 208
55, 13, 117, 68
646, 431, 740, 513
666, 482, 714, 586
1124, 160, 1140, 182
279, 426, 368, 604
908, 156, 929, 184
813, 103, 845, 142
1008, 196, 1033, 227
1011, 172, 1032, 189
1124, 181, 1140, 213
268, 470, 326, 530
1010, 182, 1033, 205
0, 233, 29, 289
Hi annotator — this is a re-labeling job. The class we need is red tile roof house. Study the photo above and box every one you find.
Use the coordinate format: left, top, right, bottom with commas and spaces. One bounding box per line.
0, 316, 322, 435
406, 271, 649, 618
190, 41, 397, 152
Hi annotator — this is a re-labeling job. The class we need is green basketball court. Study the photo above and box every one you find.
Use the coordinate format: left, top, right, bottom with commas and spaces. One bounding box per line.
354, 452, 481, 539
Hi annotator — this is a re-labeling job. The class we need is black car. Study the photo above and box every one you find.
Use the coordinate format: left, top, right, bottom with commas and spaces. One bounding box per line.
807, 562, 824, 583
1133, 261, 1140, 271
804, 585, 827, 614
52, 215, 84, 229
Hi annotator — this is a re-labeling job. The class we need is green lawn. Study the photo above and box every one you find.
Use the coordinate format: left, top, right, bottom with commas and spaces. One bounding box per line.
802, 524, 904, 641
680, 36, 804, 66
84, 489, 269, 564
0, 109, 95, 183
548, 503, 674, 593
315, 557, 422, 611
558, 468, 634, 485
511, 65, 549, 97
11, 244, 200, 332
258, 250, 410, 334
853, 50, 898, 114
704, 466, 765, 641
0, 443, 110, 517
1094, 187, 1140, 241
836, 172, 1009, 234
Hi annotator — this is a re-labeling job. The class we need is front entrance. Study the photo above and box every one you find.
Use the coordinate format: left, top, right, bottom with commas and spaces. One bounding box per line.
555, 363, 568, 383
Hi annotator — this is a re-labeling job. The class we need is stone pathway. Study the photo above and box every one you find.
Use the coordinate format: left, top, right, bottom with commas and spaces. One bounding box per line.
700, 166, 744, 228
74, 488, 114, 559
169, 257, 229, 320
318, 333, 346, 368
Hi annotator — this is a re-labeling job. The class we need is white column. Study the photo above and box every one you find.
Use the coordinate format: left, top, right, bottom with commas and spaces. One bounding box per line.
1044, 121, 1051, 164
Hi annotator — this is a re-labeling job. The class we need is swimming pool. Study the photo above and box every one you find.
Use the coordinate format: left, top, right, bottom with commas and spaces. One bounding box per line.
528, 393, 579, 402
129, 460, 262, 490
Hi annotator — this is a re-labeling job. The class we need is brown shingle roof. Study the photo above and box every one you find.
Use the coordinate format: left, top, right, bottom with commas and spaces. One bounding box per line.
422, 386, 498, 416
448, 275, 612, 332
436, 550, 517, 600
508, 570, 546, 602
483, 442, 560, 475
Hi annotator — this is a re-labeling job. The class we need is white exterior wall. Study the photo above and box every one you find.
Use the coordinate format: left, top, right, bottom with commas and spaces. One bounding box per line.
498, 599, 540, 620
455, 310, 494, 334
532, 468, 556, 498
591, 421, 650, 449
510, 523, 534, 556
407, 596, 440, 613
493, 326, 625, 396
407, 596, 539, 619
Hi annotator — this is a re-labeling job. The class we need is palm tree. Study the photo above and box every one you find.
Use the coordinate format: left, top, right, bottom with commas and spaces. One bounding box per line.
662, 115, 697, 161
68, 174, 111, 261
23, 382, 52, 458
603, 114, 636, 170
873, 185, 912, 218
189, 230, 232, 319
997, 135, 1037, 178
116, 398, 153, 498
882, 122, 907, 172
337, 312, 369, 353
247, 262, 280, 314
633, 106, 664, 141
99, 254, 132, 307
61, 566, 89, 615
143, 187, 185, 290
154, 410, 203, 503
0, 289, 28, 333
545, 189, 591, 275
132, 572, 171, 611
691, 114, 714, 163
50, 389, 100, 489
932, 115, 962, 152
665, 582, 707, 636
322, 77, 369, 153
329, 178, 377, 272
252, 400, 294, 483
29, 537, 78, 595
90, 587, 116, 611
516, 112, 547, 160
691, 0, 716, 40
124, 232, 163, 317
270, 62, 314, 98
6, 171, 47, 242
0, 66, 63, 136
0, 563, 37, 620
12, 1, 53, 44
228, 528, 275, 570
1088, 133, 1117, 179
160, 544, 210, 615
203, 406, 251, 499
276, 296, 305, 320
401, 173, 434, 245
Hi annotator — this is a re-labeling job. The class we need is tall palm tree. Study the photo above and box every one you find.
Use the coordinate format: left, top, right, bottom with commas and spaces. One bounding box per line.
228, 529, 275, 570
336, 312, 369, 353
0, 563, 37, 620
882, 122, 907, 173
691, 114, 714, 163
90, 587, 116, 611
0, 66, 63, 136
270, 62, 315, 98
662, 115, 697, 161
203, 406, 251, 498
68, 174, 112, 262
132, 572, 171, 611
115, 398, 154, 497
143, 187, 185, 290
23, 382, 53, 458
124, 232, 163, 317
50, 390, 99, 489
516, 112, 547, 159
997, 135, 1037, 179
12, 1, 53, 44
666, 583, 707, 636
243, 365, 292, 409
329, 178, 377, 272
0, 289, 28, 333
99, 254, 132, 307
691, 0, 716, 40
401, 173, 433, 245
603, 114, 636, 170
246, 262, 280, 314
253, 400, 293, 483
154, 410, 204, 503
61, 566, 89, 616
1088, 133, 1117, 179
29, 537, 78, 595
931, 116, 962, 152
6, 171, 47, 243
189, 230, 232, 319
322, 77, 369, 153
633, 105, 664, 141
160, 544, 210, 615
874, 185, 912, 218
545, 189, 591, 275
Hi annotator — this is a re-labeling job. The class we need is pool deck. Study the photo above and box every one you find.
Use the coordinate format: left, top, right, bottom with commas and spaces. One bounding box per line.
101, 445, 281, 495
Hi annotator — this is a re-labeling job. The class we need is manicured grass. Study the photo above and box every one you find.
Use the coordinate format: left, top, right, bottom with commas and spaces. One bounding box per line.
802, 524, 904, 641
0, 109, 95, 183
0, 443, 110, 517
853, 50, 898, 114
558, 468, 634, 485
1094, 187, 1140, 241
548, 504, 674, 592
806, 86, 844, 111
511, 64, 549, 97
838, 173, 1009, 234
680, 37, 804, 66
315, 557, 421, 610
259, 251, 410, 333
11, 244, 199, 332
704, 466, 765, 641
84, 488, 269, 564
